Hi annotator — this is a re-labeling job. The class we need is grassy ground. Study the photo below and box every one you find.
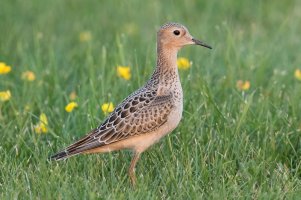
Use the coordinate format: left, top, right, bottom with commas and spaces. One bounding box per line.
1, 0, 301, 199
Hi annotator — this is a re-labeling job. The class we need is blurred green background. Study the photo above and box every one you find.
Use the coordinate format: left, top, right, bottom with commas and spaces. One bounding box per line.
1, 0, 301, 199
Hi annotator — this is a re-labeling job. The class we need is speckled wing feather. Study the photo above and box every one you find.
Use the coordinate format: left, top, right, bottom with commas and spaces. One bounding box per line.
51, 88, 174, 160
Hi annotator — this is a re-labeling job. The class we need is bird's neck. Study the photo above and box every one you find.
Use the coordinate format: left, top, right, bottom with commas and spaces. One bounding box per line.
152, 44, 179, 80
156, 43, 178, 71
145, 43, 180, 90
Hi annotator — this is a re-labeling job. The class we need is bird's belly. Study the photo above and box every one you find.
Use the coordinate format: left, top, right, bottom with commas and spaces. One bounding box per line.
165, 103, 182, 132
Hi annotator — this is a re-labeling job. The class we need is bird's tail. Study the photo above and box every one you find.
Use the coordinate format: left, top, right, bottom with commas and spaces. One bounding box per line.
50, 141, 101, 161
49, 150, 78, 161
50, 139, 87, 161
50, 128, 102, 161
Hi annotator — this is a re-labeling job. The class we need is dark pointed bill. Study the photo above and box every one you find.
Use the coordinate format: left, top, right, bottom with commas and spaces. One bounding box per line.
192, 38, 212, 49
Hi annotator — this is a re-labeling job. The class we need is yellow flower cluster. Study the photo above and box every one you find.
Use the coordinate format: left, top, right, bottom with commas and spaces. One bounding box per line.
236, 80, 250, 91
101, 102, 114, 115
177, 57, 191, 70
35, 113, 48, 134
0, 62, 11, 74
22, 71, 36, 81
65, 101, 78, 112
0, 90, 11, 102
295, 69, 301, 81
117, 66, 131, 80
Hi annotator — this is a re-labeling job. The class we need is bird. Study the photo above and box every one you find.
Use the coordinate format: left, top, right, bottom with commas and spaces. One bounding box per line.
50, 22, 212, 186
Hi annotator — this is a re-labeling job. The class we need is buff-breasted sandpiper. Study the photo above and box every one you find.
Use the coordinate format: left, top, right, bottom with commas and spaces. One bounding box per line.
51, 22, 212, 186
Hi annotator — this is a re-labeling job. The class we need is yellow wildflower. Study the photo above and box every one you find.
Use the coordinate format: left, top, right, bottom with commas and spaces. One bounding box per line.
69, 91, 77, 100
21, 71, 36, 81
35, 124, 48, 134
34, 113, 48, 134
79, 31, 92, 42
236, 80, 251, 91
117, 66, 131, 80
0, 62, 11, 74
0, 90, 11, 102
294, 69, 301, 81
39, 113, 48, 125
101, 102, 114, 114
65, 101, 78, 113
177, 57, 191, 70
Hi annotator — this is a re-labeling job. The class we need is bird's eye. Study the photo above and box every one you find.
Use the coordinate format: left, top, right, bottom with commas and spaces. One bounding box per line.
173, 30, 180, 36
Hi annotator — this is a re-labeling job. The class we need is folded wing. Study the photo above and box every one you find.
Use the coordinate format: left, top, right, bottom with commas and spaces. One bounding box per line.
50, 89, 174, 160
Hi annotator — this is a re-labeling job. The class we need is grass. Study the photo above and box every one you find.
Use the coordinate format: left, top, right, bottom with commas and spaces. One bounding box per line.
1, 0, 301, 199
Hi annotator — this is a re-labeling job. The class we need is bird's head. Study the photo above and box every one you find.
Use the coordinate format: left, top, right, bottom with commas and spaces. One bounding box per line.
157, 22, 212, 50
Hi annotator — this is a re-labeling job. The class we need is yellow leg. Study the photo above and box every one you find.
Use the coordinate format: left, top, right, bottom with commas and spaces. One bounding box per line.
128, 152, 141, 187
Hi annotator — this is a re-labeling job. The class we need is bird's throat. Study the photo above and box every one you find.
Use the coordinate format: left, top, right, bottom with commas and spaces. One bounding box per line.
156, 45, 178, 74
153, 45, 180, 87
